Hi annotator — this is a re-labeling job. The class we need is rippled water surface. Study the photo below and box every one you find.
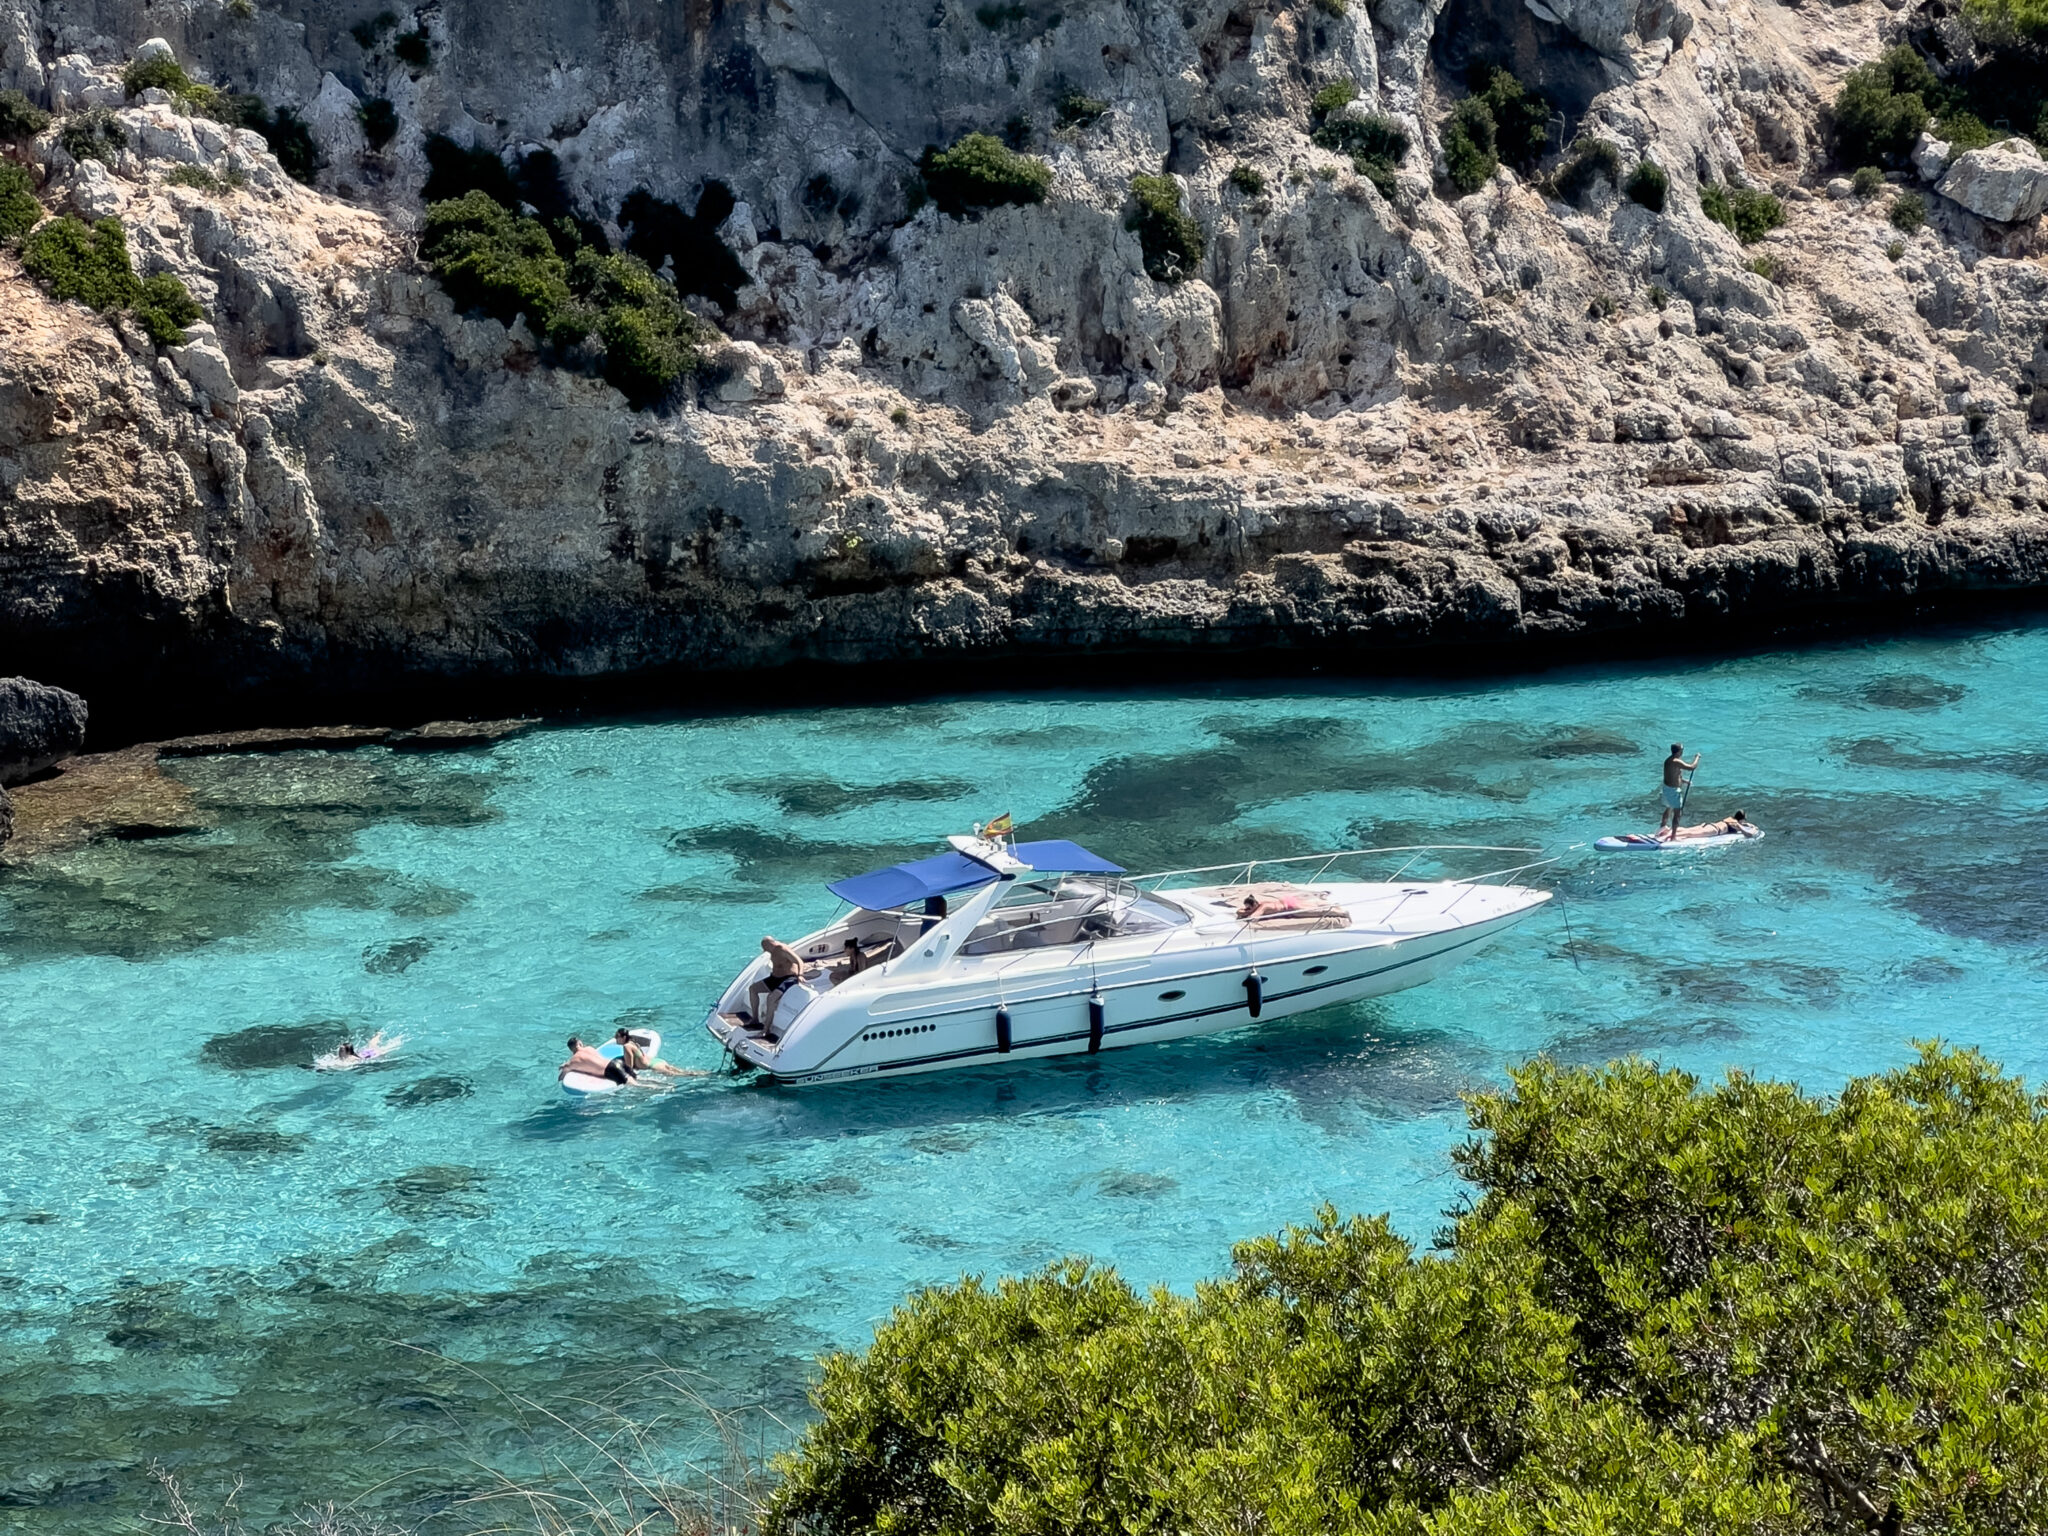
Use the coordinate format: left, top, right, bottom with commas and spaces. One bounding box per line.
6, 619, 2048, 1526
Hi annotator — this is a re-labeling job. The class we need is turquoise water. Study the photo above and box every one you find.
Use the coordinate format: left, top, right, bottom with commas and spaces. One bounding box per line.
5, 619, 2048, 1526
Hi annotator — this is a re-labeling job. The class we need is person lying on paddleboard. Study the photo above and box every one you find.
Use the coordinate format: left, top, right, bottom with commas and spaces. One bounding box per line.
1669, 810, 1761, 841
561, 1035, 636, 1086
1657, 742, 1701, 841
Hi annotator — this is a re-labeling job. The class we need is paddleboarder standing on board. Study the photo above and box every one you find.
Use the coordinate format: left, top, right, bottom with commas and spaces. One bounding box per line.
1657, 743, 1701, 841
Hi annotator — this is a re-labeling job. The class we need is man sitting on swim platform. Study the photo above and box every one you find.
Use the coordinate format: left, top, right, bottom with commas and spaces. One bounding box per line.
747, 936, 810, 1033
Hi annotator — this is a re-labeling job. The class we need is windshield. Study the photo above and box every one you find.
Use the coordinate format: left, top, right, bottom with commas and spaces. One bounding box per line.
959, 878, 1188, 956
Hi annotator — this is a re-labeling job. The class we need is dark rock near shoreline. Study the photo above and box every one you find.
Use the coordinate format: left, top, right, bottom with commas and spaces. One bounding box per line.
0, 678, 89, 786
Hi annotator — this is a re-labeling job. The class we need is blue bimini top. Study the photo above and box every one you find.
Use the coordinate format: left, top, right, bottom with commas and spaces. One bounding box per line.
827, 839, 1124, 910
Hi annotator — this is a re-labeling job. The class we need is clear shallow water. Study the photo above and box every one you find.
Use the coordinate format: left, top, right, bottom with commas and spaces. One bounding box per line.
5, 619, 2048, 1526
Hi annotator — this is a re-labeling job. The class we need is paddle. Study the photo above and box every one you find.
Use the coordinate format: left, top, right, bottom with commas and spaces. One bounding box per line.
1675, 755, 1700, 837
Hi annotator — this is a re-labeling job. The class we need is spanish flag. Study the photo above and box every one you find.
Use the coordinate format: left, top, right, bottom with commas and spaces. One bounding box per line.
983, 812, 1015, 837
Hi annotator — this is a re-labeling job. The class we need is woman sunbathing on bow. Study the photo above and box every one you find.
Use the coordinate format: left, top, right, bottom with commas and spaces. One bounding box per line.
1237, 891, 1307, 920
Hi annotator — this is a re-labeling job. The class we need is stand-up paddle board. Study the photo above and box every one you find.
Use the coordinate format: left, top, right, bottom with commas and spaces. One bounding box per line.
560, 1029, 662, 1096
1595, 830, 1764, 852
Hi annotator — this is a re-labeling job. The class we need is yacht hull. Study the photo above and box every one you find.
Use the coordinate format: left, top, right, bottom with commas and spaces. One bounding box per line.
707, 885, 1547, 1087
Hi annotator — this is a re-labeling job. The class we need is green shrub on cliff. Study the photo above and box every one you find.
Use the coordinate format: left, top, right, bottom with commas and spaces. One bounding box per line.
421, 189, 701, 407
0, 160, 41, 241
1832, 48, 1940, 168
1962, 0, 2048, 42
1700, 178, 1785, 242
121, 52, 229, 118
919, 132, 1052, 217
19, 213, 203, 344
59, 107, 125, 163
765, 1045, 2048, 1536
1309, 83, 1407, 198
1550, 136, 1622, 207
1127, 173, 1204, 283
1626, 158, 1668, 211
0, 87, 51, 139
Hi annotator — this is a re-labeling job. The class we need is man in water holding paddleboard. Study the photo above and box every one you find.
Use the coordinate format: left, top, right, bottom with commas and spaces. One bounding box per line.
1657, 743, 1701, 841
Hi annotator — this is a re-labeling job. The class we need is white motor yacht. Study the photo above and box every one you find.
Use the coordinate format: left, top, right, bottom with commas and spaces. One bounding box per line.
705, 832, 1553, 1087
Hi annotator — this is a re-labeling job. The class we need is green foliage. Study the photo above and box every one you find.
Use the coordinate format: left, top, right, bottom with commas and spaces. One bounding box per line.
164, 163, 244, 193
122, 53, 213, 113
1700, 178, 1785, 242
1648, 282, 1669, 309
765, 1045, 2048, 1536
1943, 111, 1994, 152
1891, 190, 1927, 232
421, 190, 700, 408
1438, 65, 1548, 195
1309, 90, 1408, 196
1963, 0, 2048, 42
1055, 87, 1109, 129
422, 190, 579, 339
1310, 79, 1359, 119
21, 214, 141, 308
976, 1, 1028, 24
60, 107, 126, 163
1469, 65, 1550, 171
0, 159, 40, 241
132, 270, 203, 345
919, 132, 1052, 217
0, 87, 51, 139
1833, 47, 1940, 168
1551, 137, 1622, 207
1746, 253, 1781, 282
393, 26, 432, 69
1128, 173, 1204, 283
1626, 158, 1668, 212
359, 97, 397, 149
1886, 238, 1906, 260
1852, 163, 1886, 196
228, 0, 256, 19
1228, 162, 1266, 195
1442, 96, 1497, 194
1314, 0, 1349, 14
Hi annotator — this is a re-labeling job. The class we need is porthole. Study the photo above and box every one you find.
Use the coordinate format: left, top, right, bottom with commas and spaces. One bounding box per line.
1304, 965, 1328, 976
1159, 990, 1186, 1002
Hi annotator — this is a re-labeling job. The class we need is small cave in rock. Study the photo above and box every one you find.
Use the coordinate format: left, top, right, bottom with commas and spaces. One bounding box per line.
619, 183, 750, 314
1430, 0, 1610, 125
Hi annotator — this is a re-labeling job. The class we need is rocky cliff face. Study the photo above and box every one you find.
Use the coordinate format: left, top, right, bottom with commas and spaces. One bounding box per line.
2, 0, 2045, 724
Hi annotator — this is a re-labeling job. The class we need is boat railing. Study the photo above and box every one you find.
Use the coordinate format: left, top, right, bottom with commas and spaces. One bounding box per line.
1131, 844, 1555, 893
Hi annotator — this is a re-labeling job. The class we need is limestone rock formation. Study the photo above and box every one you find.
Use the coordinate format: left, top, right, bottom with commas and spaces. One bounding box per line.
0, 0, 2043, 724
0, 677, 89, 783
1937, 140, 2048, 227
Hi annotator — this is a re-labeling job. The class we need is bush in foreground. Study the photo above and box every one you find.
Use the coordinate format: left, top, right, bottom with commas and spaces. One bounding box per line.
766, 1044, 2048, 1536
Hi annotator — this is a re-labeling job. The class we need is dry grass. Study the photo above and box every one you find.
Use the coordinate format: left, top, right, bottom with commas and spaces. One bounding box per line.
143, 1355, 781, 1536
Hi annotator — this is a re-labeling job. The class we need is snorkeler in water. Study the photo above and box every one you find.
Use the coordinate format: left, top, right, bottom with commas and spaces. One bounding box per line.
316, 1031, 404, 1071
